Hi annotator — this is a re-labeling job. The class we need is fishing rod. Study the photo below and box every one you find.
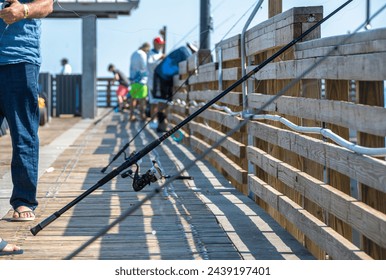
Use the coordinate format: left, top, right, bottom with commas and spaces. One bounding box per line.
100, 0, 263, 173
101, 43, 223, 173
99, 45, 211, 173
64, 1, 386, 259
93, 104, 119, 125
98, 59, 196, 173
30, 0, 353, 236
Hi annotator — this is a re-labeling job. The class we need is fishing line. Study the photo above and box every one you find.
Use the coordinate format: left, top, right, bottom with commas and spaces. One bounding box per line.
55, 0, 96, 19
168, 0, 242, 50
0, 24, 8, 42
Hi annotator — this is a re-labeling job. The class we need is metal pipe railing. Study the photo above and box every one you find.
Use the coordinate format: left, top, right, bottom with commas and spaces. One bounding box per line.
171, 98, 386, 157
241, 0, 264, 112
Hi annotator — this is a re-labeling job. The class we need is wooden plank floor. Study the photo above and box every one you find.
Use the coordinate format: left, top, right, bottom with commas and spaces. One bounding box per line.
0, 110, 314, 260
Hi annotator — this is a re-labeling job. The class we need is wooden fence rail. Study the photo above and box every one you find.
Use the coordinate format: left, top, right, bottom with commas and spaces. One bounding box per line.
168, 6, 386, 260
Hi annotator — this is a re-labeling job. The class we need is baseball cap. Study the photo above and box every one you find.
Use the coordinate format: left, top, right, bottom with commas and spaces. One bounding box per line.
187, 42, 198, 53
154, 37, 165, 45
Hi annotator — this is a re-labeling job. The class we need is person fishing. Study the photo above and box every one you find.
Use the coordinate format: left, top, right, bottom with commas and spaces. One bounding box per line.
152, 42, 198, 132
108, 64, 130, 112
0, 0, 53, 255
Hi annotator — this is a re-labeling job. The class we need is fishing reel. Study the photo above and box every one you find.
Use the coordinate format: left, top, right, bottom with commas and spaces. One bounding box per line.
121, 160, 164, 192
121, 159, 193, 192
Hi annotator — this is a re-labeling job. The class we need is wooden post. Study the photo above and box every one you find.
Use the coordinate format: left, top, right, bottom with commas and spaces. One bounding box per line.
82, 15, 97, 118
160, 26, 167, 54
106, 79, 112, 108
301, 79, 325, 259
356, 80, 386, 259
325, 79, 352, 254
269, 0, 282, 18
200, 0, 211, 50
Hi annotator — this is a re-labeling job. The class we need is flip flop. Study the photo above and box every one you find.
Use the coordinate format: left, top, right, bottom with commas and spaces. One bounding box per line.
11, 208, 35, 222
0, 240, 23, 256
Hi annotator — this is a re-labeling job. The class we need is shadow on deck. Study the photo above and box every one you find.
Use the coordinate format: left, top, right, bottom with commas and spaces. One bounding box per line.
0, 110, 314, 260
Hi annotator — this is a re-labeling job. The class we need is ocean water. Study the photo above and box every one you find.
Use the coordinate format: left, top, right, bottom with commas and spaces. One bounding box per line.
97, 91, 118, 107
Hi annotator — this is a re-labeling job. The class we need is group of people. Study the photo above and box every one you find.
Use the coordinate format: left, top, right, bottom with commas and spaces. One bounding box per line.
108, 37, 197, 132
108, 36, 165, 128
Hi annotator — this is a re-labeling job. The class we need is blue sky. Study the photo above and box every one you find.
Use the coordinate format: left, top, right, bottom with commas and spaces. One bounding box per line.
39, 0, 386, 78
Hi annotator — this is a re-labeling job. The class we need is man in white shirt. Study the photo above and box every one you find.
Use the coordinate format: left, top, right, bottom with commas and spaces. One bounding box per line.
61, 58, 72, 74
129, 42, 150, 121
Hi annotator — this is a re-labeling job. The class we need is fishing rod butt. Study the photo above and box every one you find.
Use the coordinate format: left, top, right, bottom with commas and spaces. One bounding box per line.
30, 212, 60, 236
30, 224, 42, 236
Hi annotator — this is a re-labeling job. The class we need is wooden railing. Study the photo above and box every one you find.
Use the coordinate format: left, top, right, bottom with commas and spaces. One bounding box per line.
97, 77, 118, 107
169, 6, 386, 260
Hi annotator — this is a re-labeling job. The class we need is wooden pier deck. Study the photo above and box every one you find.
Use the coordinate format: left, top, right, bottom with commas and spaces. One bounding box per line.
0, 110, 314, 260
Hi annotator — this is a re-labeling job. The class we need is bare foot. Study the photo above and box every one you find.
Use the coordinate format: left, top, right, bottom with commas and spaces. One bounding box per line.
12, 206, 35, 221
0, 238, 23, 255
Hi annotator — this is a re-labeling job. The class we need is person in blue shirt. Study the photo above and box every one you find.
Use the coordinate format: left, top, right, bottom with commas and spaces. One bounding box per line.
0, 0, 53, 255
129, 42, 150, 121
153, 42, 197, 132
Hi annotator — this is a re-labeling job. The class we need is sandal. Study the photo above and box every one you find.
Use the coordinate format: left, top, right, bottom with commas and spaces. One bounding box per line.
0, 239, 23, 256
11, 208, 35, 222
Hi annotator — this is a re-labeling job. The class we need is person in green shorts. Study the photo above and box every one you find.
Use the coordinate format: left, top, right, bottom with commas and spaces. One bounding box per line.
130, 82, 148, 121
129, 42, 150, 121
